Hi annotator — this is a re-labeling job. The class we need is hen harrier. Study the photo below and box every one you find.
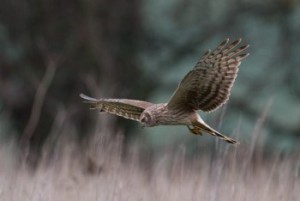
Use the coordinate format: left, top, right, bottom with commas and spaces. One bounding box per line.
80, 38, 249, 144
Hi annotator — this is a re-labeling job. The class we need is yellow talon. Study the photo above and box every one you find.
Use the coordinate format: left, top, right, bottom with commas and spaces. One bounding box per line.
187, 125, 203, 135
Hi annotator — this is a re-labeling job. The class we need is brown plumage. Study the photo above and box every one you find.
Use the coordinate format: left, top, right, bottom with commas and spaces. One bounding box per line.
80, 94, 153, 121
80, 38, 249, 144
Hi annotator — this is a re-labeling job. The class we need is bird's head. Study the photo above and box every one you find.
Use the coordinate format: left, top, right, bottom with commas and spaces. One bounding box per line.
139, 111, 157, 127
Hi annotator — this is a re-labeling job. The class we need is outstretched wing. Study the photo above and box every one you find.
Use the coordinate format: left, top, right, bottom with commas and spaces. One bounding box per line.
80, 94, 154, 121
167, 38, 249, 112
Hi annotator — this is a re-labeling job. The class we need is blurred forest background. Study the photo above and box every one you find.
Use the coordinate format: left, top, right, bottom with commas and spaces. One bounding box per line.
1, 0, 300, 200
1, 0, 300, 153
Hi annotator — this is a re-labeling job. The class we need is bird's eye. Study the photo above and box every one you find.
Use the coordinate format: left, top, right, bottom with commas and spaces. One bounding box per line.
140, 113, 151, 124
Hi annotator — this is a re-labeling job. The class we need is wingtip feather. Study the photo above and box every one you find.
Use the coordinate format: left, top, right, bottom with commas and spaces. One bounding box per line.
220, 38, 229, 46
239, 53, 250, 60
79, 93, 98, 102
231, 38, 242, 46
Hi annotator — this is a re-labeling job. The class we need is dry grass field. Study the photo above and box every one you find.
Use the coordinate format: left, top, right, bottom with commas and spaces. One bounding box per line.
0, 133, 299, 201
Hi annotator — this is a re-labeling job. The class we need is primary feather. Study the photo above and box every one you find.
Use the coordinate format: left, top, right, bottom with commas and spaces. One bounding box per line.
167, 38, 249, 112
80, 94, 153, 121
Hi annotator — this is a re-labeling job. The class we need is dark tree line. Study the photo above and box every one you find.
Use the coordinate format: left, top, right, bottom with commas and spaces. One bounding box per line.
0, 0, 299, 165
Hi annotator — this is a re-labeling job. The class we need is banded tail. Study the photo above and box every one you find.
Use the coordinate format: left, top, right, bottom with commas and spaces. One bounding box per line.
194, 121, 239, 144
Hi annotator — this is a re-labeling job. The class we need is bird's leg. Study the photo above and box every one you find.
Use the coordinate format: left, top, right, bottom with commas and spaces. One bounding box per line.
192, 120, 239, 144
187, 125, 203, 135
